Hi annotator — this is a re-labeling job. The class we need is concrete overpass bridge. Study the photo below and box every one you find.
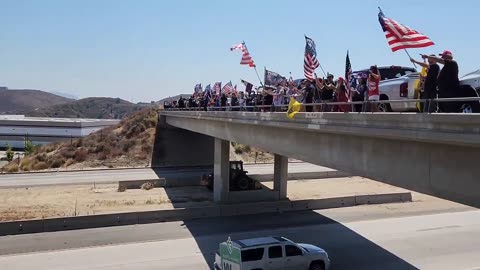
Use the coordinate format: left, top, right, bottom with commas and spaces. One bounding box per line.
155, 111, 480, 207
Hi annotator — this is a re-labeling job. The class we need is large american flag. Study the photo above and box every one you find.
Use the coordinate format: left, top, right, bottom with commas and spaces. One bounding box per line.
304, 36, 320, 81
378, 10, 434, 52
231, 42, 255, 67
345, 51, 352, 101
222, 81, 234, 95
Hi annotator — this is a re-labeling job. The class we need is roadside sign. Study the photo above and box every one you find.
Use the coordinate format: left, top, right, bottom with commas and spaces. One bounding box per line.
220, 237, 241, 270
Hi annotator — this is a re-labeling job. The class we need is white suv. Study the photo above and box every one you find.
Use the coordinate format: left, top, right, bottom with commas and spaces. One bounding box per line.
213, 236, 330, 270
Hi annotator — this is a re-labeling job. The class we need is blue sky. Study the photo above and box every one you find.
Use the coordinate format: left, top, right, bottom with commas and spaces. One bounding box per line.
0, 0, 477, 102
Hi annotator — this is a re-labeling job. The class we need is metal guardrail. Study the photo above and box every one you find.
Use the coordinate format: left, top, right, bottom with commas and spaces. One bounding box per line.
163, 96, 480, 113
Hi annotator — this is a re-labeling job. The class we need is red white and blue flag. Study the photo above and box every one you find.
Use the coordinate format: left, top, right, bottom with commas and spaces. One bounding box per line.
345, 51, 353, 101
213, 82, 222, 96
222, 81, 235, 95
231, 42, 256, 67
304, 36, 320, 81
378, 10, 434, 52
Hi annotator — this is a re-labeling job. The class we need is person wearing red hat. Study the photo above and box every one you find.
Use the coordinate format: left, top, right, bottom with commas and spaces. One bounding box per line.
421, 50, 459, 112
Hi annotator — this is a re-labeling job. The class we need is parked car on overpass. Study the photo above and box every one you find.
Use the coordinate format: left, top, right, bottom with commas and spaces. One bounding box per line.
460, 69, 480, 92
353, 66, 418, 112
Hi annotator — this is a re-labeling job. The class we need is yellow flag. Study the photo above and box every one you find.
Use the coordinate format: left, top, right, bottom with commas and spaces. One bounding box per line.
415, 66, 427, 90
287, 97, 302, 119
415, 66, 428, 111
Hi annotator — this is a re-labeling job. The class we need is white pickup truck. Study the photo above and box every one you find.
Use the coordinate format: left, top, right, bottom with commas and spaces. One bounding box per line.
213, 236, 330, 270
353, 66, 480, 113
353, 66, 419, 112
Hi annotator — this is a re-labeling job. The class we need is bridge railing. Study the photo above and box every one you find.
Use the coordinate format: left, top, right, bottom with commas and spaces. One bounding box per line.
164, 96, 480, 113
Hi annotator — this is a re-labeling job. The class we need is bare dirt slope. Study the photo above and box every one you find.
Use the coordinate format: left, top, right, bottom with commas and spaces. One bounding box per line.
2, 108, 158, 173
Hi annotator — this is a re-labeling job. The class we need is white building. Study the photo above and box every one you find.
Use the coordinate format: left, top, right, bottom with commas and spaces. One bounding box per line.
0, 115, 120, 149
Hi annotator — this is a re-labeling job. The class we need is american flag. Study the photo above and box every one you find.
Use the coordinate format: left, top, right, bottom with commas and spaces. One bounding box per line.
222, 81, 234, 95
304, 36, 320, 81
378, 10, 434, 52
345, 51, 352, 101
213, 82, 222, 96
231, 42, 256, 67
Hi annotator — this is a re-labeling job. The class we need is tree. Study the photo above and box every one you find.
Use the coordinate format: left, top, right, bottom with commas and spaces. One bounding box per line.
5, 144, 14, 162
24, 140, 35, 156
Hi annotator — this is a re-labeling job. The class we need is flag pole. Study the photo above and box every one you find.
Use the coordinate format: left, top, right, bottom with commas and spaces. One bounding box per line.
318, 63, 328, 78
403, 48, 418, 69
242, 41, 264, 87
378, 7, 418, 70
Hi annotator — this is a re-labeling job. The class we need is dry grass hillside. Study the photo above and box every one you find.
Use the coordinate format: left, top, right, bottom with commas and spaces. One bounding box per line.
0, 89, 72, 114
27, 97, 146, 119
1, 108, 158, 172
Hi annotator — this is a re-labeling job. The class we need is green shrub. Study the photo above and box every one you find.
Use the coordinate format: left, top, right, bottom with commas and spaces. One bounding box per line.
24, 141, 35, 156
5, 145, 14, 162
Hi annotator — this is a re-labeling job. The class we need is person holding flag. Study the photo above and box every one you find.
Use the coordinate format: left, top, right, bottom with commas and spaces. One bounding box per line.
411, 55, 440, 112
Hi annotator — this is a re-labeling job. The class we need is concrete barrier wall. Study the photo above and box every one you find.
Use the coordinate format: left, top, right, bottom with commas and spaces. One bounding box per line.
0, 192, 411, 236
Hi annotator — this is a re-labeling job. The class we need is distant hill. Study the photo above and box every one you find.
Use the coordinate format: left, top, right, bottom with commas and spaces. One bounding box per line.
0, 89, 73, 114
27, 97, 151, 119
49, 91, 78, 100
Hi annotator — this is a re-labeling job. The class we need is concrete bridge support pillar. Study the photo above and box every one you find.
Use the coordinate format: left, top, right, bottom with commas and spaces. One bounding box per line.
152, 115, 214, 167
273, 154, 288, 200
213, 138, 230, 203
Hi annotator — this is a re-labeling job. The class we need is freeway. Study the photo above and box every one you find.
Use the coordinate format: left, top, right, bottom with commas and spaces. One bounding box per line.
0, 205, 477, 270
0, 162, 333, 188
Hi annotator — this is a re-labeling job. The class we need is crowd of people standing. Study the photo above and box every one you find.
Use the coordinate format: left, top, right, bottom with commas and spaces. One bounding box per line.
168, 49, 465, 113
171, 67, 382, 113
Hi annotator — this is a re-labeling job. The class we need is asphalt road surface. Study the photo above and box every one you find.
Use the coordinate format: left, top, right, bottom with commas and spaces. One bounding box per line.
0, 205, 478, 270
0, 162, 332, 188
